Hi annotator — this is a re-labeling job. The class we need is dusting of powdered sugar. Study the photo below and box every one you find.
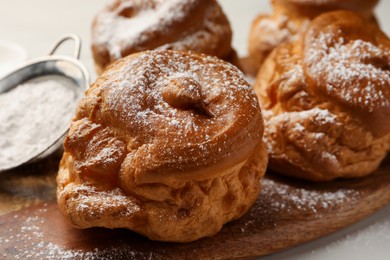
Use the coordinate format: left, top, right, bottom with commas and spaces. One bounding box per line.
305, 32, 390, 111
238, 175, 361, 234
254, 14, 291, 48
0, 75, 79, 170
253, 11, 310, 50
95, 51, 260, 169
93, 0, 229, 60
0, 204, 148, 259
66, 184, 140, 217
260, 178, 360, 214
157, 3, 229, 53
263, 107, 338, 161
294, 107, 336, 124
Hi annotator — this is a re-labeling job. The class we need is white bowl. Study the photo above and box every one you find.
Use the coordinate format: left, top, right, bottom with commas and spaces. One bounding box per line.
0, 39, 27, 78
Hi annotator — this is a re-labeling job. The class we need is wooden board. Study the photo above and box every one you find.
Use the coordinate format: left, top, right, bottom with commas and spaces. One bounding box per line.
0, 154, 390, 259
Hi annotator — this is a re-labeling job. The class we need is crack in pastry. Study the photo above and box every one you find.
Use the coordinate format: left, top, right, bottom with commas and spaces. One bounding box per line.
255, 10, 390, 181
57, 50, 267, 242
92, 0, 238, 74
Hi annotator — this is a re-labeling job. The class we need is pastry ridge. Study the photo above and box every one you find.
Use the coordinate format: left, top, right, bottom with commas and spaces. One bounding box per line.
57, 50, 267, 242
255, 10, 390, 181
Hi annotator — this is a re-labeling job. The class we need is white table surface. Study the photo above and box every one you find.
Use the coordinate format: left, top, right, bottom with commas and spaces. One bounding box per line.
0, 0, 389, 259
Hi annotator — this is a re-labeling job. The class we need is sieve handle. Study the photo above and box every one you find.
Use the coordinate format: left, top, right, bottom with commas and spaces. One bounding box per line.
48, 34, 81, 59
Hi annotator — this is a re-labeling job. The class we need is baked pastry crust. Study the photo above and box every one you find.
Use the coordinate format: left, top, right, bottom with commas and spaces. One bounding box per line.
92, 0, 236, 74
57, 50, 267, 242
255, 10, 390, 181
247, 0, 379, 75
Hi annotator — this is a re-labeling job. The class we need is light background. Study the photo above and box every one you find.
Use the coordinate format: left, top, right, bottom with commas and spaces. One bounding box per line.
0, 0, 389, 259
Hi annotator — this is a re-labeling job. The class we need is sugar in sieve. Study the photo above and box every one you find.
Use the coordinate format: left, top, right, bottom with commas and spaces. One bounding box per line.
0, 34, 89, 172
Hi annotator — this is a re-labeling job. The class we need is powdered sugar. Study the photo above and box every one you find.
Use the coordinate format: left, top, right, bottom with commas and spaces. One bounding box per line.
0, 204, 137, 259
93, 2, 180, 59
278, 108, 334, 127
263, 107, 339, 165
305, 32, 390, 112
0, 75, 79, 170
252, 10, 310, 52
254, 14, 291, 48
66, 184, 140, 217
265, 108, 337, 133
293, 122, 305, 132
93, 0, 229, 61
1, 177, 362, 258
260, 177, 360, 213
90, 51, 260, 170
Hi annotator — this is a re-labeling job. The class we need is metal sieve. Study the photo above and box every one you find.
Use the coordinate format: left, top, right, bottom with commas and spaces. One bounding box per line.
0, 34, 89, 172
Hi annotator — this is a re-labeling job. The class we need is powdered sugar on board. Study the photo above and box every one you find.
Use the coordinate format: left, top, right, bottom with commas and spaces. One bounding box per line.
259, 178, 359, 214
238, 174, 361, 234
0, 203, 150, 259
0, 172, 370, 259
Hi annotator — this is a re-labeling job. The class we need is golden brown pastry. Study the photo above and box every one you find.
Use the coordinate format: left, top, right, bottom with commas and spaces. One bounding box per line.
92, 0, 237, 74
57, 50, 267, 242
255, 10, 390, 181
247, 0, 379, 75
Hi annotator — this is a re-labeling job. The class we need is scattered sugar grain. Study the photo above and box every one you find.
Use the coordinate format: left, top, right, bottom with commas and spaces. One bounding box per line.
261, 178, 360, 213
